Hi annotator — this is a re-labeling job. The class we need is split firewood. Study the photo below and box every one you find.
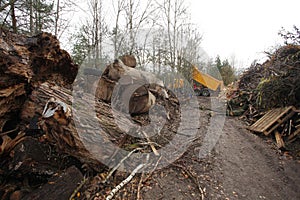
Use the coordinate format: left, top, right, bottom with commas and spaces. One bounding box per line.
275, 131, 285, 149
95, 59, 125, 102
128, 85, 156, 115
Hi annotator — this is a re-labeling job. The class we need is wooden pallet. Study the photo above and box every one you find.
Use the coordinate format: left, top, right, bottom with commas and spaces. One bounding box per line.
248, 106, 296, 136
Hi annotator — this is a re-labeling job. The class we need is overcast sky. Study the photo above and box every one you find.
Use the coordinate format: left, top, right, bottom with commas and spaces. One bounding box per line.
70, 0, 299, 69
189, 0, 300, 68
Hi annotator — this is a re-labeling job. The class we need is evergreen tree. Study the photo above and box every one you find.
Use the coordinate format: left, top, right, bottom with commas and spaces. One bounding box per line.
208, 56, 236, 85
70, 25, 91, 66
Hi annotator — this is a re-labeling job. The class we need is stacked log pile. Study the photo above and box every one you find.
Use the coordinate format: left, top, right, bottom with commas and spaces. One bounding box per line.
226, 44, 300, 157
0, 29, 181, 199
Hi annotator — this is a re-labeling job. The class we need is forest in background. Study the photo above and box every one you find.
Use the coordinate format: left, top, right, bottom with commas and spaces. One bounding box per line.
0, 0, 239, 86
1, 0, 298, 87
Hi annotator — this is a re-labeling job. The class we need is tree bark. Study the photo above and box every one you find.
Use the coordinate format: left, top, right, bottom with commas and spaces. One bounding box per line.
0, 29, 180, 172
0, 28, 77, 137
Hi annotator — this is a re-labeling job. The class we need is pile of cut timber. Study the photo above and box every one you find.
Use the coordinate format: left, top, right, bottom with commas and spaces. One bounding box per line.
0, 29, 181, 199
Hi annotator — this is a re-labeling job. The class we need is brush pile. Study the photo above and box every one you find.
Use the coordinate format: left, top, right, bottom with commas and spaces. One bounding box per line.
227, 44, 300, 121
226, 44, 300, 157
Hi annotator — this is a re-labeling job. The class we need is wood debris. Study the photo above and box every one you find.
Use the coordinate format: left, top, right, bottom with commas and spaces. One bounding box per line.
226, 44, 300, 155
248, 106, 300, 149
248, 106, 295, 136
0, 28, 181, 199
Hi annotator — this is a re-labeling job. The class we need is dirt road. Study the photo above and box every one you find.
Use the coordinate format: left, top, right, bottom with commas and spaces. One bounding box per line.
214, 117, 300, 200
7, 96, 298, 200
140, 97, 300, 200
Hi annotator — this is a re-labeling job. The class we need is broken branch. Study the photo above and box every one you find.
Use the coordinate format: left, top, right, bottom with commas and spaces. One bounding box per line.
103, 148, 143, 183
106, 163, 145, 200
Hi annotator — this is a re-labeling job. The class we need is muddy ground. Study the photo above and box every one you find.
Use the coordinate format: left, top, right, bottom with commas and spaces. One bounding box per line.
2, 96, 299, 200
137, 96, 300, 200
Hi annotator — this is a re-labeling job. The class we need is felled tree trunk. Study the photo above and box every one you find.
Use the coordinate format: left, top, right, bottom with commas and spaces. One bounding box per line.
95, 58, 170, 115
0, 28, 180, 174
20, 73, 180, 170
19, 82, 106, 171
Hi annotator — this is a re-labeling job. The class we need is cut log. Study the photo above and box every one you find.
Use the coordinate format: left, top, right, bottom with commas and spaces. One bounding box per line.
20, 82, 106, 172
275, 131, 285, 149
120, 54, 137, 68
95, 58, 168, 115
0, 29, 183, 199
19, 78, 180, 172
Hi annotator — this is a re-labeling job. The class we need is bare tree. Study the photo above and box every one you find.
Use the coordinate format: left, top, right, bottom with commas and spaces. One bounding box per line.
156, 0, 188, 68
124, 0, 154, 54
54, 0, 60, 36
1, 0, 54, 34
178, 24, 203, 64
52, 0, 78, 39
70, 0, 203, 73
10, 0, 17, 32
0, 0, 13, 12
0, 0, 18, 32
80, 0, 108, 68
111, 0, 126, 58
0, 0, 77, 38
110, 0, 155, 60
29, 0, 34, 33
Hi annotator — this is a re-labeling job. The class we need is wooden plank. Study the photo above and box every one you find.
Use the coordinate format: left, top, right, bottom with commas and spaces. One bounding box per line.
287, 127, 300, 143
248, 106, 295, 133
249, 108, 282, 131
262, 107, 294, 132
259, 109, 283, 131
264, 110, 295, 136
275, 131, 285, 149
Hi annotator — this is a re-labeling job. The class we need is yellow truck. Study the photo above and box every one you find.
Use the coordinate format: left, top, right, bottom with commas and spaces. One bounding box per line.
191, 65, 224, 96
169, 65, 224, 96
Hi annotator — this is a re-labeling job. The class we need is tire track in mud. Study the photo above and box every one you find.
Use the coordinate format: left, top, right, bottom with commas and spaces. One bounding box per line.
213, 117, 300, 200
